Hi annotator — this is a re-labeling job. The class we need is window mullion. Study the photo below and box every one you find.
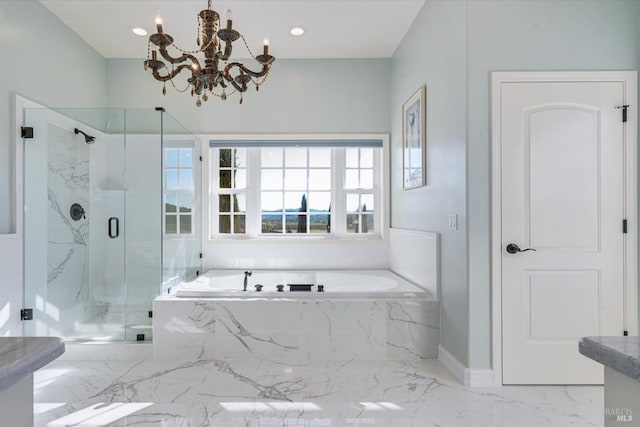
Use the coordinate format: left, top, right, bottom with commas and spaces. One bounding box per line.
374, 148, 382, 234
246, 148, 260, 236
306, 150, 310, 234
211, 148, 220, 236
333, 148, 346, 235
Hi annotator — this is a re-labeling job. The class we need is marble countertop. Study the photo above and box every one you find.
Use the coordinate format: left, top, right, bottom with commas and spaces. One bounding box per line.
579, 336, 640, 382
0, 337, 65, 393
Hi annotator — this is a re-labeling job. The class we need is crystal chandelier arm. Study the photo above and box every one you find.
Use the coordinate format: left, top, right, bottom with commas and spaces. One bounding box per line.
219, 42, 233, 61
224, 62, 270, 79
151, 64, 195, 82
224, 75, 247, 93
158, 47, 201, 68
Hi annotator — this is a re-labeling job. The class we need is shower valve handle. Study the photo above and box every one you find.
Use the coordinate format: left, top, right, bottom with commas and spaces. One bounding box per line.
70, 203, 86, 221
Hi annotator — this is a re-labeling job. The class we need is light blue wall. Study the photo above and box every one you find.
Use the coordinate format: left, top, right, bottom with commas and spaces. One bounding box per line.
467, 0, 639, 369
0, 0, 106, 233
389, 1, 468, 365
106, 59, 390, 133
0, 0, 105, 336
390, 0, 640, 370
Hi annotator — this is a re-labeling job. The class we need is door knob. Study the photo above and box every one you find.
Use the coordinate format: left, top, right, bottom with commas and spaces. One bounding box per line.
506, 243, 536, 254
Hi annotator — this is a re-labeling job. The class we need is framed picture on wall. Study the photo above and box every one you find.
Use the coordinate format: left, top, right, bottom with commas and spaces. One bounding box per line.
402, 85, 426, 189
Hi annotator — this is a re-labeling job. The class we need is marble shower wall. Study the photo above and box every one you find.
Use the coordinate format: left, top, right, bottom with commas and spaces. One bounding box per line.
46, 123, 92, 334
153, 298, 440, 362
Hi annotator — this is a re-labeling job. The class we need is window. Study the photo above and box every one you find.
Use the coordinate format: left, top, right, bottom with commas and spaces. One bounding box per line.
345, 148, 376, 234
217, 148, 247, 234
261, 147, 331, 234
164, 145, 194, 235
210, 139, 383, 238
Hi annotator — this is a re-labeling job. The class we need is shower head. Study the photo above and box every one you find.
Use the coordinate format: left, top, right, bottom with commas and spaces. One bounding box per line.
74, 128, 96, 144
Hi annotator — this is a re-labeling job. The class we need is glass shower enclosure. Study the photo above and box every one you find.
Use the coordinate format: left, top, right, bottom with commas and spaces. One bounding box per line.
22, 107, 201, 341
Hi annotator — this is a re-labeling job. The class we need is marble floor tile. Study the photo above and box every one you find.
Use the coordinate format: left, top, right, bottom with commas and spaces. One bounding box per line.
34, 361, 133, 404
196, 359, 306, 402
34, 358, 604, 427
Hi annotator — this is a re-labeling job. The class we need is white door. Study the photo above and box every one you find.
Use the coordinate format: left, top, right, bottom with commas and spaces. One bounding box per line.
500, 79, 628, 384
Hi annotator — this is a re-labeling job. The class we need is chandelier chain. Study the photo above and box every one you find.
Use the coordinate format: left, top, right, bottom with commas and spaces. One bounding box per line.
168, 69, 192, 93
239, 34, 258, 59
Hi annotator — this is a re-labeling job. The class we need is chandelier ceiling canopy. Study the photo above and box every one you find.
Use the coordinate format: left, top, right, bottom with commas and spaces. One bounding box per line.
144, 0, 275, 106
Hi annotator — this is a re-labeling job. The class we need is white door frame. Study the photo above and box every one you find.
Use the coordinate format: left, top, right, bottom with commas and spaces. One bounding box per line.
491, 71, 638, 386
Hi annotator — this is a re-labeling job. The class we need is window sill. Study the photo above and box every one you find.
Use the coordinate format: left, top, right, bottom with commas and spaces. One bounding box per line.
208, 234, 384, 242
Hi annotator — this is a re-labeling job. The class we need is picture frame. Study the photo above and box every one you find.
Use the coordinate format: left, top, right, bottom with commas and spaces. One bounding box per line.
402, 85, 426, 189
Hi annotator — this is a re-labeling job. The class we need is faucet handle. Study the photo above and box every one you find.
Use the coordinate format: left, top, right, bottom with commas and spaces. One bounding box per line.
255, 284, 263, 292
276, 284, 284, 292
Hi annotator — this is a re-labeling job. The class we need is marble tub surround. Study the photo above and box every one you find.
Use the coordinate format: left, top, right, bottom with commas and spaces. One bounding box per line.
579, 336, 640, 381
389, 228, 439, 298
153, 297, 439, 362
33, 358, 603, 426
0, 337, 65, 391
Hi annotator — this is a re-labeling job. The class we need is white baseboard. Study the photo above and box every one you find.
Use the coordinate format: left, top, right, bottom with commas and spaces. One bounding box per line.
438, 345, 495, 387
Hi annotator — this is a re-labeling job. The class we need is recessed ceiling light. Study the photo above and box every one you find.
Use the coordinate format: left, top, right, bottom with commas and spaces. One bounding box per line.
289, 26, 306, 37
131, 27, 148, 37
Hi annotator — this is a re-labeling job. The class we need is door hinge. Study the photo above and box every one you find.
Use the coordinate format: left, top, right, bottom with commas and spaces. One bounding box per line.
199, 156, 203, 161
20, 308, 33, 321
623, 219, 628, 234
21, 127, 34, 139
616, 105, 629, 123
199, 253, 203, 259
624, 330, 629, 336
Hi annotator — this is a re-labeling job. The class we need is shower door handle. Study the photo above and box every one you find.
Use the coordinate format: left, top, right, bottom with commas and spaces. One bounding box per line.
108, 217, 120, 239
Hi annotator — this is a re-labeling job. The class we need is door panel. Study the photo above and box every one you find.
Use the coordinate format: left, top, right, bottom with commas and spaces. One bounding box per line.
527, 270, 600, 339
527, 106, 600, 250
501, 81, 624, 384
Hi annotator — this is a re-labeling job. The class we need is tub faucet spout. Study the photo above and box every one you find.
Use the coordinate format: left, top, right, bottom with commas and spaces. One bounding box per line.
243, 270, 252, 291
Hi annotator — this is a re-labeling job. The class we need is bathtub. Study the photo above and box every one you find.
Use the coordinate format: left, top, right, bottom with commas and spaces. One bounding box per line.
172, 269, 429, 298
154, 269, 439, 362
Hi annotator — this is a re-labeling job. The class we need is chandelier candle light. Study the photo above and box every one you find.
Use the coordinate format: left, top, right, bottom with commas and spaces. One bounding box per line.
143, 0, 275, 106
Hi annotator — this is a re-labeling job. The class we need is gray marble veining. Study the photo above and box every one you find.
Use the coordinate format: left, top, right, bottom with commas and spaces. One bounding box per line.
154, 297, 440, 362
579, 336, 640, 382
0, 337, 65, 392
34, 358, 603, 427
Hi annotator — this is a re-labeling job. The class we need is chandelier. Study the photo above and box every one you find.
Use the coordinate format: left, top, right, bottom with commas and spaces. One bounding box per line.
143, 0, 275, 106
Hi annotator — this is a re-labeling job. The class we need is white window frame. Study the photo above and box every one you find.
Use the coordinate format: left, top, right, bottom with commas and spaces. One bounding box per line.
163, 141, 196, 238
206, 134, 389, 240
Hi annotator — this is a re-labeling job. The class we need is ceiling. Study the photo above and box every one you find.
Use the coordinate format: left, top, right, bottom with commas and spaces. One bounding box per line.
39, 0, 425, 59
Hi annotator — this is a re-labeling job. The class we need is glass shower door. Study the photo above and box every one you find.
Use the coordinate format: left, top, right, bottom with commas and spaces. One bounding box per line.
23, 108, 126, 340
161, 111, 202, 294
